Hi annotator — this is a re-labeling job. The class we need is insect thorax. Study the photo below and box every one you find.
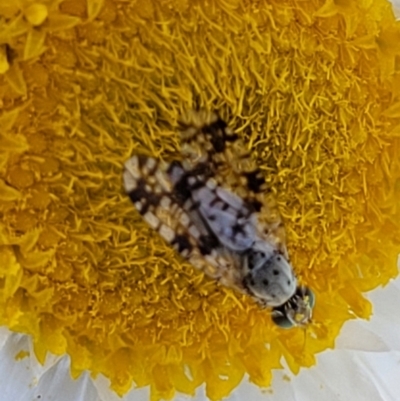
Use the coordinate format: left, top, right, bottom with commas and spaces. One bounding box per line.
242, 243, 297, 307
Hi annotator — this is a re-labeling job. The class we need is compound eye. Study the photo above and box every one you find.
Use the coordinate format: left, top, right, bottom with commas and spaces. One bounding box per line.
303, 287, 316, 309
271, 310, 294, 329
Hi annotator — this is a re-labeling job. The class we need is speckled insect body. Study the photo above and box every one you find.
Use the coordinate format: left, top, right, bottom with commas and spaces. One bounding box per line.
123, 111, 314, 328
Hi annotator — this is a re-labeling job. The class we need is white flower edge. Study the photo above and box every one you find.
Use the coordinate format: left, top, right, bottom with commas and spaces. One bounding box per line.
0, 331, 99, 401
392, 0, 400, 17
1, 276, 400, 401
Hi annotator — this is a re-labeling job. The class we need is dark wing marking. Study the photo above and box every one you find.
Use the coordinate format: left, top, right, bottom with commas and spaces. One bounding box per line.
123, 155, 243, 287
179, 110, 288, 258
190, 181, 257, 252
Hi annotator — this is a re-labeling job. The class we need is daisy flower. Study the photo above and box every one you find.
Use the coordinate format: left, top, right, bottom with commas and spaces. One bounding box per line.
0, 0, 400, 400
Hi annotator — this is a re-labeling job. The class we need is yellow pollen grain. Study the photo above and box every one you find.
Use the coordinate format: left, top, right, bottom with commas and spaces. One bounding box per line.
15, 350, 30, 360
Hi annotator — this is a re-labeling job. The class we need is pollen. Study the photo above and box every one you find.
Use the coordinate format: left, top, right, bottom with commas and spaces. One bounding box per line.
0, 1, 399, 401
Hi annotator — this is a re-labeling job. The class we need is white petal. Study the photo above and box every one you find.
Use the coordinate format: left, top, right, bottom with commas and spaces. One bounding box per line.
34, 357, 99, 401
336, 278, 400, 352
0, 332, 99, 401
392, 0, 400, 17
0, 326, 12, 350
92, 375, 149, 401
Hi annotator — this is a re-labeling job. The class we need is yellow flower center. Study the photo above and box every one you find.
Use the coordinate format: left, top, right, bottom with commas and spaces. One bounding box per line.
1, 0, 400, 400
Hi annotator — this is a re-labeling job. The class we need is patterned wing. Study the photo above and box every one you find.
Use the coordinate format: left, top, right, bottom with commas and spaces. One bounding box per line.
179, 110, 288, 258
123, 154, 245, 290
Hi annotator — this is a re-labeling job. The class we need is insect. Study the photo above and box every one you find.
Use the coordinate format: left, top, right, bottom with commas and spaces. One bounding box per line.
123, 110, 314, 328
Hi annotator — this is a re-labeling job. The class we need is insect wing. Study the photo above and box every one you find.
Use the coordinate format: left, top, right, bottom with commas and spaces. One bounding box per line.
123, 155, 234, 280
191, 183, 257, 252
179, 111, 288, 257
